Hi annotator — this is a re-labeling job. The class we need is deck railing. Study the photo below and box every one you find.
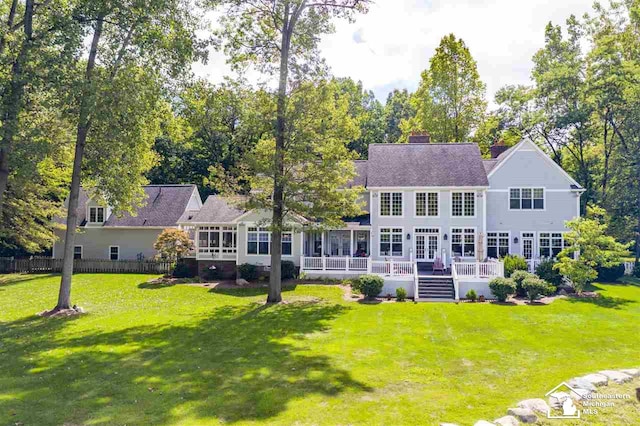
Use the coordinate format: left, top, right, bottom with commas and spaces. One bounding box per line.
452, 260, 504, 278
300, 257, 413, 277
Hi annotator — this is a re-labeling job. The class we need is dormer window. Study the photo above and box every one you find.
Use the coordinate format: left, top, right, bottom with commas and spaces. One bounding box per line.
89, 207, 105, 223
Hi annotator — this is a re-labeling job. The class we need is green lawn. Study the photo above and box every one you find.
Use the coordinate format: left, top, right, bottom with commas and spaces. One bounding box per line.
1, 274, 639, 425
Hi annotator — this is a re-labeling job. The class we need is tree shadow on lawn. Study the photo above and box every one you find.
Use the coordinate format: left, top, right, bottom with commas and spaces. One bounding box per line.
0, 300, 368, 425
208, 284, 298, 297
0, 273, 58, 288
563, 284, 636, 309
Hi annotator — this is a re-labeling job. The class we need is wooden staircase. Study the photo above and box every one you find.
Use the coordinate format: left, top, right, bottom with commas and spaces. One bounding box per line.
417, 275, 455, 300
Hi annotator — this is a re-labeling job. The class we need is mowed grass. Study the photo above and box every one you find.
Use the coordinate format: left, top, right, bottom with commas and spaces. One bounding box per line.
0, 274, 639, 425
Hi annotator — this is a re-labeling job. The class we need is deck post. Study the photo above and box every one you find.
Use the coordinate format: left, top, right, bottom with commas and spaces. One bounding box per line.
367, 257, 372, 274
390, 258, 394, 276
322, 256, 326, 271
475, 260, 480, 278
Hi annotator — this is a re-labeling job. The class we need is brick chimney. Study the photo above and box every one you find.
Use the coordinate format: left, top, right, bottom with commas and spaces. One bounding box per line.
490, 140, 509, 158
408, 131, 431, 144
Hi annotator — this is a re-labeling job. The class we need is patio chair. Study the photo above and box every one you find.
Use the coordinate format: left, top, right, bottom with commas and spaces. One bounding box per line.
432, 257, 445, 275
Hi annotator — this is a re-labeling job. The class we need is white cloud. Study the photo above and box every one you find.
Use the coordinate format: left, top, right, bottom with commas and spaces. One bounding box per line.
194, 0, 594, 107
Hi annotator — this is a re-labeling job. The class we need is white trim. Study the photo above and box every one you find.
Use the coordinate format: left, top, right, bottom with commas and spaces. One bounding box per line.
108, 245, 120, 261
520, 231, 536, 259
449, 190, 477, 218
244, 226, 294, 257
449, 226, 477, 259
377, 226, 405, 258
100, 226, 178, 229
482, 190, 487, 256
487, 188, 582, 193
368, 186, 489, 190
487, 139, 583, 189
378, 191, 404, 218
486, 231, 511, 258
413, 190, 440, 218
73, 245, 83, 260
507, 187, 547, 212
413, 226, 441, 261
86, 206, 106, 225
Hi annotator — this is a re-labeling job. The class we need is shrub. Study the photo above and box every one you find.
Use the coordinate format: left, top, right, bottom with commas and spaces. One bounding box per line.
172, 261, 194, 278
465, 289, 478, 302
503, 254, 529, 277
281, 260, 296, 280
396, 287, 407, 301
238, 263, 259, 281
596, 263, 625, 282
522, 276, 555, 302
489, 277, 516, 302
535, 258, 563, 287
357, 274, 384, 299
511, 270, 535, 297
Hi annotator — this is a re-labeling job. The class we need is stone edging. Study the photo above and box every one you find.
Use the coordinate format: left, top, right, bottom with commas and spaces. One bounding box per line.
441, 367, 640, 426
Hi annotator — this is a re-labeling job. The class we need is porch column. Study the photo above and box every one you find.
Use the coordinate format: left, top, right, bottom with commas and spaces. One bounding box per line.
350, 229, 354, 257
321, 231, 325, 257
300, 231, 304, 256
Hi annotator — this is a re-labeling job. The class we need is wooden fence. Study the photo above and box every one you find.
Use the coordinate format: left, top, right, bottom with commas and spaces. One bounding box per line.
0, 257, 172, 275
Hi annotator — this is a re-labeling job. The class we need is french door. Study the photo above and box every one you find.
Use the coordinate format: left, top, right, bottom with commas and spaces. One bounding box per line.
415, 228, 439, 261
521, 232, 535, 260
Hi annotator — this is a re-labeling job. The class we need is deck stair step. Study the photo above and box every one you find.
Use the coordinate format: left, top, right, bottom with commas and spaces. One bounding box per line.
418, 276, 455, 299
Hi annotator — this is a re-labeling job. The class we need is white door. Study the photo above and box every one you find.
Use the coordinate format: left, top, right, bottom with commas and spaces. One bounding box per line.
521, 232, 535, 260
415, 229, 439, 261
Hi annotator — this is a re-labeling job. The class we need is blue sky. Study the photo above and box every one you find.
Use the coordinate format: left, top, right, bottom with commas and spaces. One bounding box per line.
194, 0, 594, 108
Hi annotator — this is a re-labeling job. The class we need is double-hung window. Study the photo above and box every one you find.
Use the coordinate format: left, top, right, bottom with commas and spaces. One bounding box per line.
415, 192, 438, 217
88, 206, 105, 223
73, 246, 82, 260
109, 246, 119, 261
510, 188, 544, 210
379, 227, 403, 257
451, 228, 475, 257
539, 232, 564, 258
487, 232, 509, 258
380, 192, 403, 216
451, 192, 475, 217
247, 227, 292, 256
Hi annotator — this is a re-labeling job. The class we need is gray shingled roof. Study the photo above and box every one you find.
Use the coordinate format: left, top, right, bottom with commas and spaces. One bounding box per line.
367, 143, 489, 187
189, 195, 246, 223
483, 159, 498, 174
105, 185, 196, 227
60, 185, 196, 227
346, 160, 368, 188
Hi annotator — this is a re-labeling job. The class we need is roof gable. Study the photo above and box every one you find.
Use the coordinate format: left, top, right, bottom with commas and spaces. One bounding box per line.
487, 140, 582, 189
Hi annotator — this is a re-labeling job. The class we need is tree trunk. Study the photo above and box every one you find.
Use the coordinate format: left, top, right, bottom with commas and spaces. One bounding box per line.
0, 0, 34, 217
268, 4, 295, 304
56, 15, 104, 310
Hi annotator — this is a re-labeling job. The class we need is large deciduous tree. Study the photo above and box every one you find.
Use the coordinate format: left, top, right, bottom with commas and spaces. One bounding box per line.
216, 0, 371, 303
402, 34, 486, 143
54, 0, 205, 311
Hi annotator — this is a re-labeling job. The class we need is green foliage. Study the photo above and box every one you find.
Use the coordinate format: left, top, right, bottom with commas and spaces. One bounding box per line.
634, 262, 640, 278
522, 276, 555, 302
384, 89, 415, 143
357, 274, 384, 299
402, 33, 486, 142
465, 289, 478, 302
153, 228, 194, 263
172, 261, 195, 278
503, 254, 529, 278
280, 260, 296, 280
395, 287, 407, 302
222, 80, 364, 229
596, 263, 625, 283
554, 217, 630, 293
535, 258, 563, 287
511, 270, 536, 297
238, 263, 259, 281
489, 277, 516, 302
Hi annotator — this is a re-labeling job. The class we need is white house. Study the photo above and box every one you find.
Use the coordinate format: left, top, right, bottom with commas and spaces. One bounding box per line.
54, 136, 583, 301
